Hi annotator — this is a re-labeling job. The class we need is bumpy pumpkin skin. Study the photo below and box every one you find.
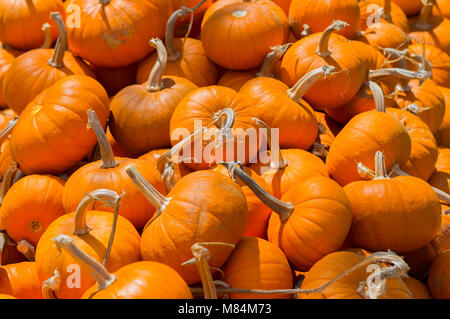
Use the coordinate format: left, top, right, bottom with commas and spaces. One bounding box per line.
140, 171, 248, 285
9, 75, 110, 175
0, 262, 43, 299
36, 211, 141, 299
201, 0, 289, 70
298, 251, 412, 299
0, 0, 63, 50
65, 0, 172, 67
82, 261, 193, 299
326, 110, 412, 186
0, 175, 66, 246
222, 237, 293, 299
403, 277, 432, 299
289, 0, 360, 39
427, 250, 450, 299
63, 159, 166, 230
268, 176, 353, 271
344, 175, 442, 253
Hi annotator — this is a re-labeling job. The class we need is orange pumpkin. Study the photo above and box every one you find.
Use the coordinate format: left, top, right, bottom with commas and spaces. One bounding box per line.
392, 0, 422, 16
90, 62, 139, 97
357, 22, 410, 51
172, 0, 213, 38
2, 12, 94, 115
437, 87, 450, 147
433, 0, 450, 18
0, 262, 43, 299
9, 75, 110, 175
403, 277, 432, 299
359, 0, 409, 32
427, 250, 450, 298
0, 49, 14, 107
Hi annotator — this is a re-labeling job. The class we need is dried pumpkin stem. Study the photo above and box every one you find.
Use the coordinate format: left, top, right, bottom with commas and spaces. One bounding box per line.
42, 269, 60, 299
374, 151, 390, 179
0, 162, 18, 206
256, 43, 291, 78
220, 162, 294, 221
16, 239, 35, 261
382, 0, 392, 22
286, 66, 335, 103
40, 23, 52, 49
165, 7, 191, 61
368, 81, 386, 113
145, 38, 167, 92
301, 24, 312, 38
252, 118, 287, 170
186, 244, 217, 299
0, 116, 18, 146
48, 12, 67, 68
87, 110, 118, 169
317, 20, 349, 57
52, 234, 117, 291
367, 68, 430, 82
126, 165, 170, 215
415, 0, 433, 30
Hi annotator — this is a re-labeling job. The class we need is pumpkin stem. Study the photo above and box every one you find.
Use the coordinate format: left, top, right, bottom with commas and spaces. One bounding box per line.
286, 66, 335, 103
87, 110, 118, 169
99, 0, 111, 5
0, 162, 19, 206
374, 151, 390, 179
145, 38, 168, 92
0, 116, 18, 146
16, 239, 35, 261
40, 23, 52, 49
252, 118, 287, 170
48, 12, 67, 68
42, 269, 60, 299
165, 7, 191, 61
415, 0, 434, 30
368, 67, 431, 93
382, 0, 392, 22
126, 165, 170, 216
301, 24, 312, 38
52, 234, 117, 291
256, 44, 291, 78
220, 162, 294, 221
317, 20, 349, 57
368, 81, 386, 113
403, 103, 432, 115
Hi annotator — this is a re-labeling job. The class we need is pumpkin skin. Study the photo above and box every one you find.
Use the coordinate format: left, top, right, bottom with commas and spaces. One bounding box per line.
63, 159, 166, 230
82, 261, 193, 299
91, 62, 139, 97
65, 0, 172, 67
268, 176, 353, 271
36, 209, 141, 299
139, 170, 248, 285
359, 0, 410, 33
344, 168, 442, 254
9, 75, 110, 175
212, 165, 272, 239
106, 128, 136, 158
434, 0, 450, 19
218, 70, 256, 92
357, 22, 410, 51
249, 149, 329, 199
437, 87, 450, 147
172, 0, 213, 38
280, 28, 366, 110
201, 0, 289, 70
0, 0, 63, 50
403, 277, 432, 299
0, 49, 14, 107
392, 0, 422, 16
298, 251, 412, 299
222, 237, 293, 299
0, 138, 11, 181
393, 78, 445, 134
0, 262, 43, 299
289, 0, 360, 40
0, 175, 66, 247
427, 250, 450, 299
325, 110, 412, 186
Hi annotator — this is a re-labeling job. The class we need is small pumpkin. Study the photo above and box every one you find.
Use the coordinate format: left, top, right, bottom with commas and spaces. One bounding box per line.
0, 262, 43, 299
403, 277, 432, 299
357, 22, 410, 51
392, 0, 422, 16
427, 250, 450, 298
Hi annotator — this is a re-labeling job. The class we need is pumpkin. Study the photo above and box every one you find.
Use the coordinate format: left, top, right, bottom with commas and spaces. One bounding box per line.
201, 0, 289, 70
433, 0, 450, 18
403, 277, 432, 299
9, 75, 110, 175
0, 138, 12, 181
63, 110, 167, 230
221, 236, 293, 299
36, 189, 141, 299
344, 151, 442, 253
437, 87, 450, 147
298, 251, 412, 299
289, 0, 360, 40
126, 165, 247, 285
110, 38, 198, 156
0, 49, 14, 107
408, 0, 450, 55
326, 81, 412, 186
357, 22, 410, 51
64, 0, 172, 67
2, 12, 94, 115
392, 0, 422, 16
280, 21, 366, 110
137, 6, 219, 87
169, 85, 261, 170
315, 111, 342, 148
427, 250, 450, 298
0, 0, 63, 50
106, 128, 136, 159
0, 231, 27, 266
90, 62, 139, 97
359, 0, 409, 32
0, 174, 65, 247
172, 0, 213, 38
0, 262, 43, 299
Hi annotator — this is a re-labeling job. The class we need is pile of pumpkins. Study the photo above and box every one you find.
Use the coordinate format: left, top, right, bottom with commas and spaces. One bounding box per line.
0, 0, 448, 300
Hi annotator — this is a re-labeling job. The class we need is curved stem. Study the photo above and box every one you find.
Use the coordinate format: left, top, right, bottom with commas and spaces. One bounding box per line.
48, 12, 67, 68
373, 151, 389, 179
415, 0, 433, 30
165, 7, 191, 61
212, 108, 235, 130
252, 118, 287, 170
316, 20, 349, 57
368, 68, 430, 82
368, 81, 386, 113
42, 269, 60, 300
126, 165, 170, 216
256, 44, 291, 78
184, 244, 217, 299
40, 23, 52, 49
145, 38, 167, 92
286, 66, 335, 103
0, 162, 18, 206
52, 235, 117, 291
220, 162, 294, 221
87, 110, 118, 169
